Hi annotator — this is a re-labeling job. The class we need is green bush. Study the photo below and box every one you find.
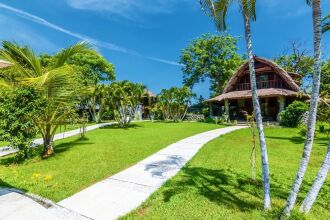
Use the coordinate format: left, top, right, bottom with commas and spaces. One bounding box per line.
0, 87, 44, 161
279, 101, 309, 127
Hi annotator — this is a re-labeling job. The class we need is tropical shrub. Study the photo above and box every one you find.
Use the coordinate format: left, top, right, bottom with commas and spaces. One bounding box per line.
0, 87, 44, 161
108, 81, 146, 128
0, 41, 90, 157
157, 86, 194, 122
279, 101, 309, 127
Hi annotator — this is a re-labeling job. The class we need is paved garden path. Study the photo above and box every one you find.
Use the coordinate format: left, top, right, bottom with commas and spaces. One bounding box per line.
59, 125, 246, 220
0, 122, 115, 157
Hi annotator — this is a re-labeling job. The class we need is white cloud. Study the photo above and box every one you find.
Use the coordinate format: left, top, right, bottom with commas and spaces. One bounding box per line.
0, 3, 181, 66
67, 0, 193, 19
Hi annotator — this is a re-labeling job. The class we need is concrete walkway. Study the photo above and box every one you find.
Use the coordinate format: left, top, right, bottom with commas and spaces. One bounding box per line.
0, 188, 90, 220
0, 122, 115, 157
59, 126, 246, 220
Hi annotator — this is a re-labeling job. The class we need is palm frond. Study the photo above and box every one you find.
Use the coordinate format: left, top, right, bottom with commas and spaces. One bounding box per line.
54, 42, 91, 68
323, 13, 330, 33
0, 41, 42, 77
22, 65, 76, 104
200, 0, 232, 31
306, 0, 312, 6
0, 79, 11, 90
241, 0, 257, 21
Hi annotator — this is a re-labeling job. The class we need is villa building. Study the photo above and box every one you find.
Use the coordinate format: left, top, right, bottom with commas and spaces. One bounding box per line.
206, 57, 307, 121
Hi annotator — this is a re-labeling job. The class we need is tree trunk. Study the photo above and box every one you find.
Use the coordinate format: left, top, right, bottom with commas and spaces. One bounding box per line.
283, 0, 322, 216
300, 143, 330, 213
243, 13, 271, 210
43, 125, 54, 157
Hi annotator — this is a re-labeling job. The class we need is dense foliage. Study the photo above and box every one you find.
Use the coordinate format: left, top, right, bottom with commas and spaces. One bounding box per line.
157, 86, 194, 122
280, 101, 309, 127
0, 87, 43, 161
180, 34, 242, 95
108, 81, 146, 127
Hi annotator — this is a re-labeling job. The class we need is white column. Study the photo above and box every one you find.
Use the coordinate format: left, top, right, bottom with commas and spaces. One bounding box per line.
225, 99, 229, 116
278, 96, 285, 112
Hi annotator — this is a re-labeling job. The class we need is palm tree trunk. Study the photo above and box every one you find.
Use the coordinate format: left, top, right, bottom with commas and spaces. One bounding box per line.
283, 0, 322, 216
43, 124, 54, 157
300, 142, 330, 213
243, 13, 271, 210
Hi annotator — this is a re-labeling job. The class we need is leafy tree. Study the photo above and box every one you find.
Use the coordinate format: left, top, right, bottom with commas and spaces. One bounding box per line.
180, 33, 242, 95
0, 87, 44, 161
0, 41, 89, 157
283, 0, 323, 216
318, 60, 330, 122
108, 81, 145, 128
279, 101, 309, 127
200, 0, 272, 209
68, 50, 115, 85
157, 86, 194, 122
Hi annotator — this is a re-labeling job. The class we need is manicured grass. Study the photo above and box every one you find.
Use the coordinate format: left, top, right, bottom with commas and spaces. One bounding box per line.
0, 122, 220, 202
0, 122, 97, 147
123, 127, 330, 220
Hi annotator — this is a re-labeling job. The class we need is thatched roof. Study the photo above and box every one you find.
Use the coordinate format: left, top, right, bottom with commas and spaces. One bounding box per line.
223, 57, 300, 93
0, 60, 12, 68
207, 88, 304, 103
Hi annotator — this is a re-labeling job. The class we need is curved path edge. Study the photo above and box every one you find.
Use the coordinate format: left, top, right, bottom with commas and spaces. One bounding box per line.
0, 122, 115, 157
58, 125, 246, 220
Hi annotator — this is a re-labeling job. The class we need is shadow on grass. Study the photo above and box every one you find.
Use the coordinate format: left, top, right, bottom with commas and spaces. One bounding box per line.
0, 137, 93, 165
53, 136, 93, 156
161, 167, 295, 212
100, 123, 142, 130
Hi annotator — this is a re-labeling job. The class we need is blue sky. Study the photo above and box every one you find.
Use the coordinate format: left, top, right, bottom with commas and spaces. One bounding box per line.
0, 0, 329, 98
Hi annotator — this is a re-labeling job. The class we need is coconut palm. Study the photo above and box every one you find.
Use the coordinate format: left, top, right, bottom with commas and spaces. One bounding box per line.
199, 0, 271, 209
298, 10, 330, 214
0, 41, 89, 157
283, 0, 323, 216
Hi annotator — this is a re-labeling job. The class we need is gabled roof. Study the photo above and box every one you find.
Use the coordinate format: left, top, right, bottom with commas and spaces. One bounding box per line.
223, 57, 300, 93
0, 60, 12, 68
207, 88, 305, 103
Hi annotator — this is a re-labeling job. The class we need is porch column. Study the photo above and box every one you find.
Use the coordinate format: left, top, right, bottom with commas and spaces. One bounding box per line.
278, 96, 285, 112
225, 99, 229, 116
209, 103, 214, 118
265, 98, 269, 115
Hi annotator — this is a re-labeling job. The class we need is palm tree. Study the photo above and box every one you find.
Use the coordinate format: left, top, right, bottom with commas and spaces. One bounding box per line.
199, 0, 271, 210
0, 41, 89, 157
283, 0, 323, 216
298, 10, 330, 214
108, 81, 145, 127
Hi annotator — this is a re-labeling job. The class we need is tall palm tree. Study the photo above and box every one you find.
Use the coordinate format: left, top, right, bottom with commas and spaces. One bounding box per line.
283, 0, 323, 216
0, 41, 89, 157
199, 0, 271, 210
299, 11, 330, 214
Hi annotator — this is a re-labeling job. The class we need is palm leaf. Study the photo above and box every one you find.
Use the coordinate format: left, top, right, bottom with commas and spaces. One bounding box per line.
0, 41, 42, 77
22, 65, 76, 104
54, 41, 91, 68
322, 13, 330, 33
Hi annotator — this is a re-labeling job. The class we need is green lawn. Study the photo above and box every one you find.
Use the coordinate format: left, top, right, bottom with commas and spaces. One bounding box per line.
0, 122, 219, 202
0, 122, 97, 147
123, 127, 330, 220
